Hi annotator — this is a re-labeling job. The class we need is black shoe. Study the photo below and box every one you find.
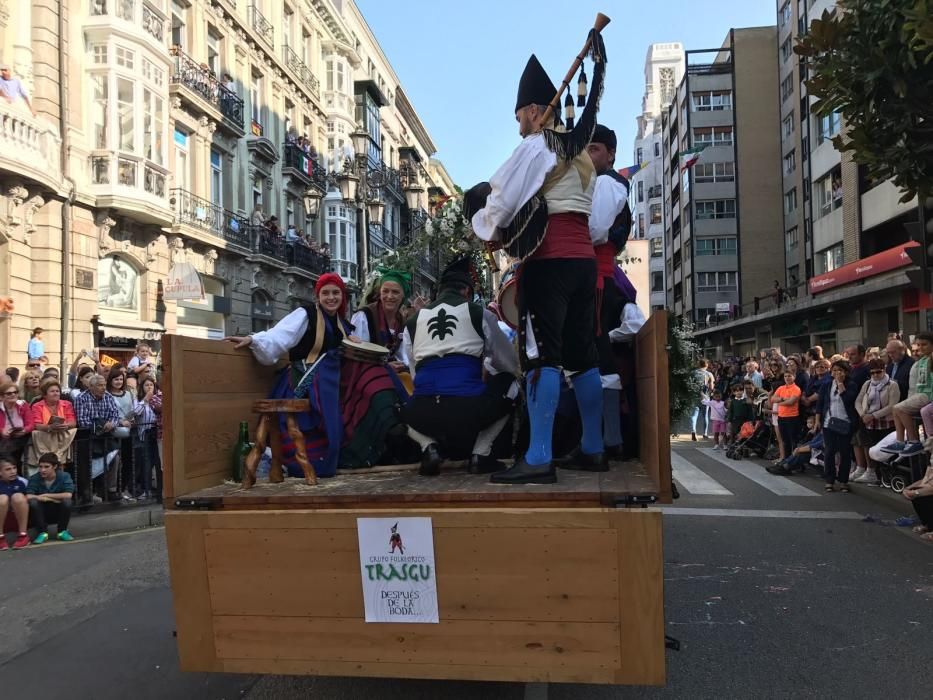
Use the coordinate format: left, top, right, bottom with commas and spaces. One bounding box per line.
490, 457, 557, 484
468, 453, 504, 475
554, 445, 609, 472
605, 444, 625, 460
419, 444, 443, 476
766, 464, 792, 475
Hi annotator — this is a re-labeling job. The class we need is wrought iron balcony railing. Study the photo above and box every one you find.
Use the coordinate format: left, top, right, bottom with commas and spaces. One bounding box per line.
283, 44, 320, 99
248, 3, 274, 48
287, 243, 331, 275
170, 188, 250, 249
169, 47, 244, 129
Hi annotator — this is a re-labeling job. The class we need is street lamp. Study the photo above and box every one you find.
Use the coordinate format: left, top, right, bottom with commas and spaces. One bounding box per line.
403, 184, 424, 212
336, 171, 359, 203
303, 188, 322, 220
367, 197, 385, 228
350, 129, 370, 160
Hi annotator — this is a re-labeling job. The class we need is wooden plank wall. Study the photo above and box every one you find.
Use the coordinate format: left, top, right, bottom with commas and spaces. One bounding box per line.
162, 335, 278, 502
635, 311, 673, 503
167, 508, 666, 686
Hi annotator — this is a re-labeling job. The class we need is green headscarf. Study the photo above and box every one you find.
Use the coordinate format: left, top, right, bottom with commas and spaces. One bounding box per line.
376, 267, 411, 298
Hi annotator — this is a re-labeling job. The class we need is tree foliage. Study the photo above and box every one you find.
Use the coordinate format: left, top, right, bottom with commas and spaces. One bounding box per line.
795, 0, 933, 200
668, 318, 702, 427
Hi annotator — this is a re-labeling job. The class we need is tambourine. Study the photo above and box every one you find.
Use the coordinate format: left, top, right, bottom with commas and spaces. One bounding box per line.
341, 338, 390, 365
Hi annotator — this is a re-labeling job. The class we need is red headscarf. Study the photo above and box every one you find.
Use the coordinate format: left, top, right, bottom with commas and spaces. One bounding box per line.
314, 273, 348, 318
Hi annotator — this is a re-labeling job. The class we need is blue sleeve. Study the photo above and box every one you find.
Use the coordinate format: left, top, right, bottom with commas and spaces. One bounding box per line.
25, 474, 40, 494
60, 471, 75, 494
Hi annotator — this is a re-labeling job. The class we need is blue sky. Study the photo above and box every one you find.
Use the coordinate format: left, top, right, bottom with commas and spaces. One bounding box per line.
355, 0, 776, 187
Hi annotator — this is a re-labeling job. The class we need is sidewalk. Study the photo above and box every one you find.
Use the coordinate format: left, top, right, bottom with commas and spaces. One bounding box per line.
70, 501, 165, 539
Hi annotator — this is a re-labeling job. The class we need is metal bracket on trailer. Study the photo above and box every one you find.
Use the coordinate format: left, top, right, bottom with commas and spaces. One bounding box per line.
173, 498, 218, 510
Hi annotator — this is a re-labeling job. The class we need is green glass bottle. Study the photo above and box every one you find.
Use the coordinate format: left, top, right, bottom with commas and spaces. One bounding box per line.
232, 421, 251, 482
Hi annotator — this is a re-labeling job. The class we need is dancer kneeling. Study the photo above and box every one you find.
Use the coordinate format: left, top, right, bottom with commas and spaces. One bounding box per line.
224, 273, 407, 477
402, 257, 519, 476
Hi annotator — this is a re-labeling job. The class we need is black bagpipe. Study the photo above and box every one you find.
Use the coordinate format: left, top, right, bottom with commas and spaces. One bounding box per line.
464, 13, 611, 262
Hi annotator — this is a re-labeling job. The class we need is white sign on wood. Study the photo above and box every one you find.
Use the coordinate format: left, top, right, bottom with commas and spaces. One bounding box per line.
356, 517, 439, 623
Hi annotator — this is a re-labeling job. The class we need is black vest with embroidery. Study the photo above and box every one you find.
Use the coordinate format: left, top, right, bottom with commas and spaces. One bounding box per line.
288, 305, 345, 361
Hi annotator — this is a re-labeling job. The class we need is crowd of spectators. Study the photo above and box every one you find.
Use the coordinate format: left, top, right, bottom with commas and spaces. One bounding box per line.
0, 342, 164, 549
687, 334, 933, 543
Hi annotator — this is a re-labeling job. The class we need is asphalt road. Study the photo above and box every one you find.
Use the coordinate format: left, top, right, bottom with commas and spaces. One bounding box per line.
2, 441, 932, 699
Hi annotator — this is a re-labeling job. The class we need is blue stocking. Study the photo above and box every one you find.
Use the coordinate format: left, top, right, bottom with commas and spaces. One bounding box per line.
524, 367, 561, 465
571, 368, 605, 455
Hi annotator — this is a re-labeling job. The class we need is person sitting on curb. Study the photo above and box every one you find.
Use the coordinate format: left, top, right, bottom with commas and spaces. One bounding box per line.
26, 453, 75, 543
0, 458, 29, 549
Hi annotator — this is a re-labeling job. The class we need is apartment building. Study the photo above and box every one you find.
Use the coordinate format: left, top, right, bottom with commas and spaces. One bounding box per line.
0, 0, 450, 368
693, 1, 923, 357
630, 43, 684, 312
661, 28, 784, 330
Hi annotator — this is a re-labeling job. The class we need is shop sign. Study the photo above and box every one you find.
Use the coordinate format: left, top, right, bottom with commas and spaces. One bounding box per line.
809, 242, 917, 295
75, 268, 95, 290
164, 263, 205, 301
357, 517, 439, 624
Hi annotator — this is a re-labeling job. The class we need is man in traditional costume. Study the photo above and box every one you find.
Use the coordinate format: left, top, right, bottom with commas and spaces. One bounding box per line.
464, 37, 608, 484
225, 273, 407, 475
401, 257, 519, 476
569, 123, 632, 464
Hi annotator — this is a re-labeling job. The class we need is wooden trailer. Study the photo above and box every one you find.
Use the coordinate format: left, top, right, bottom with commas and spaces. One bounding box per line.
162, 311, 672, 687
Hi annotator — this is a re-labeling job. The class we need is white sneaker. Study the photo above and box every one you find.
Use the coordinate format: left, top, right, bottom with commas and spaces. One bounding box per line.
849, 467, 866, 481
854, 468, 877, 484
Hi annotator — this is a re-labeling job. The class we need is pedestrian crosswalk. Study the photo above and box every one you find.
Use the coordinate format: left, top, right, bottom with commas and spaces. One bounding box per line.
671, 446, 821, 498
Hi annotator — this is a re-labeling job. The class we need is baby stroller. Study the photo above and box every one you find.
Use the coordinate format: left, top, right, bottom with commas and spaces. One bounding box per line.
725, 395, 778, 460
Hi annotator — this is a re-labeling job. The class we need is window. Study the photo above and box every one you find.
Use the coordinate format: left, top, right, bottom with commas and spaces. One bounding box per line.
779, 1, 791, 27
781, 36, 793, 63
636, 147, 644, 163
693, 127, 734, 146
781, 74, 794, 102
649, 203, 662, 225
210, 149, 223, 206
250, 69, 262, 128
171, 0, 186, 49
818, 111, 841, 144
90, 43, 107, 64
91, 74, 108, 149
637, 181, 644, 202
651, 271, 664, 292
816, 244, 844, 275
115, 0, 136, 21
816, 170, 843, 217
326, 200, 358, 275
654, 141, 660, 157
650, 237, 663, 257
251, 291, 274, 333
142, 88, 164, 166
695, 200, 736, 220
783, 150, 796, 175
142, 58, 164, 86
302, 29, 313, 67
115, 45, 135, 69
326, 59, 345, 92
782, 112, 794, 140
692, 91, 732, 111
207, 26, 221, 76
694, 162, 735, 183
785, 226, 799, 250
784, 188, 798, 214
637, 214, 645, 238
117, 77, 135, 152
696, 271, 737, 292
695, 238, 737, 256
283, 5, 294, 47
174, 128, 189, 191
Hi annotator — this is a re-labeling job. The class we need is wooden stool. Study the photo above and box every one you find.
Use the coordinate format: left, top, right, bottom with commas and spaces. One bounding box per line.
242, 399, 317, 488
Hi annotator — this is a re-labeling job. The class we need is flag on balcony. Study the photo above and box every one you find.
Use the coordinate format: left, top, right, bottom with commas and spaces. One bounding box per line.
680, 145, 707, 172
618, 162, 649, 179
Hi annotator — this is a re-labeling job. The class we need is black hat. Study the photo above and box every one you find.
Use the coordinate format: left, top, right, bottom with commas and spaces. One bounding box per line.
440, 255, 474, 290
591, 124, 617, 152
516, 55, 557, 113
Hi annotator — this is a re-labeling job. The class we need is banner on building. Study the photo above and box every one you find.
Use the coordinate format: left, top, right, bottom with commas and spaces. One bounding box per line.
164, 263, 205, 302
357, 517, 439, 624
809, 242, 917, 295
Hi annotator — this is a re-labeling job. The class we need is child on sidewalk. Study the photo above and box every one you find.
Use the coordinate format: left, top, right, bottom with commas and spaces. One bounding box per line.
0, 458, 29, 549
703, 390, 728, 450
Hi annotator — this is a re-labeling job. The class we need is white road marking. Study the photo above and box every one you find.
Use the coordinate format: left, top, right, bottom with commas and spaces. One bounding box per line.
670, 451, 733, 495
662, 507, 863, 519
697, 447, 820, 497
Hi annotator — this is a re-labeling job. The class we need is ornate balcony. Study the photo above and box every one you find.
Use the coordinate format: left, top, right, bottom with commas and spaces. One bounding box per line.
170, 188, 250, 250
169, 47, 244, 135
248, 3, 274, 49
286, 243, 331, 276
283, 44, 320, 100
0, 102, 63, 194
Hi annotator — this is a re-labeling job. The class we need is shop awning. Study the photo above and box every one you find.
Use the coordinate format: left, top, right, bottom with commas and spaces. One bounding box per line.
94, 315, 166, 342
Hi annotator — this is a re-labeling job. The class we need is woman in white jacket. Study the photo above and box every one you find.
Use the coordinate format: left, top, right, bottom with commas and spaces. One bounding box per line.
854, 358, 901, 483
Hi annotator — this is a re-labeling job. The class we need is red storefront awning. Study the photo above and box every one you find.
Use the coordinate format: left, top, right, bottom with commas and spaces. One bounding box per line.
808, 241, 918, 295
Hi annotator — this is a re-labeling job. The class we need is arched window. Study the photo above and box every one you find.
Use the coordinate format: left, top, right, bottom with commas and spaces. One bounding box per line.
251, 290, 274, 332
98, 255, 139, 311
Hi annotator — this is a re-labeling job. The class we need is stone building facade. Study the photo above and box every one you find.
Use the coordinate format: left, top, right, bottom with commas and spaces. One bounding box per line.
0, 0, 451, 369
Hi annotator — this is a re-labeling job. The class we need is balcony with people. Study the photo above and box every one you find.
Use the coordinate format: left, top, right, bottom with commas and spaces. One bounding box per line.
168, 47, 244, 135
0, 69, 63, 194
169, 188, 250, 251
244, 206, 331, 278
281, 135, 327, 191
